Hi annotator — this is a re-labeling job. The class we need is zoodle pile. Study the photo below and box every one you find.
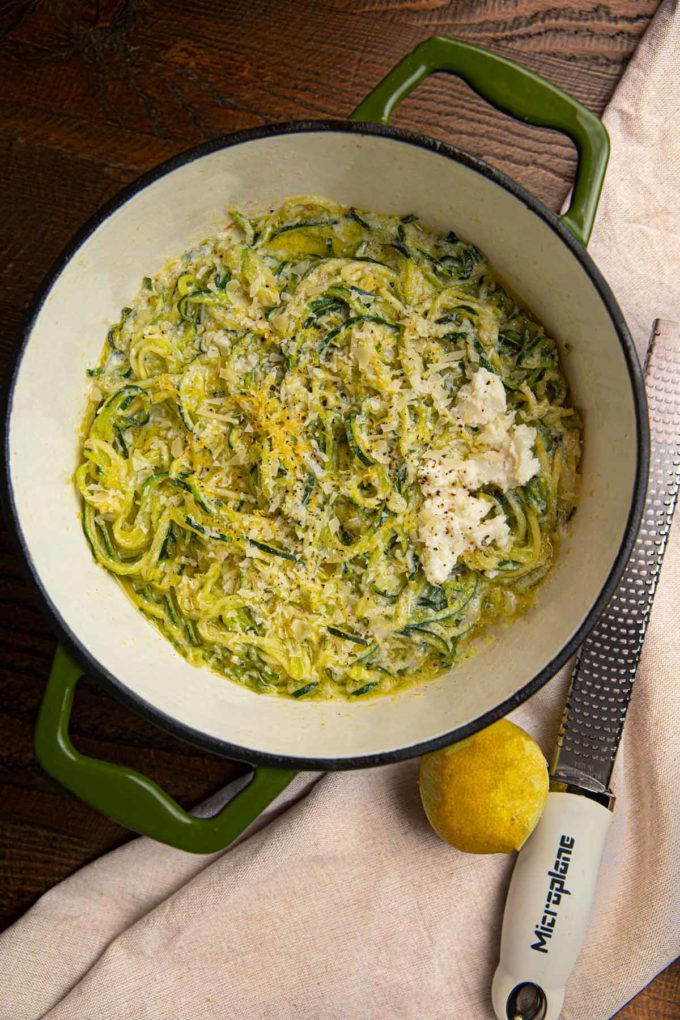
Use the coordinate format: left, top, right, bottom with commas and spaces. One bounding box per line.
76, 196, 581, 700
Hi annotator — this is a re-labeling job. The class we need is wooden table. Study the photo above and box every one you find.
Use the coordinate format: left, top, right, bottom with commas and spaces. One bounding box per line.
0, 1, 676, 1016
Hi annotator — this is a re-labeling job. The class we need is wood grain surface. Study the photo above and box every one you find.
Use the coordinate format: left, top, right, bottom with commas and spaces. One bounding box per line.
0, 1, 677, 1016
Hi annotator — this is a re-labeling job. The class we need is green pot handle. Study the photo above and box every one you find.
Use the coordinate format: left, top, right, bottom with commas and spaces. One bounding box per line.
350, 36, 609, 247
35, 645, 296, 853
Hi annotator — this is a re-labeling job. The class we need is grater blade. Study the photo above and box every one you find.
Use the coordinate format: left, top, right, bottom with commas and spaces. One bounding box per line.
552, 320, 680, 799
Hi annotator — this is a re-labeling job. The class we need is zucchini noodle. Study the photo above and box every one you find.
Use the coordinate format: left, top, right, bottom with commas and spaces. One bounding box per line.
76, 196, 581, 699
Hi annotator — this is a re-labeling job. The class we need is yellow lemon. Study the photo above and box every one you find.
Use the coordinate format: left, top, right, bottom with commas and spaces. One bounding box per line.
419, 719, 548, 854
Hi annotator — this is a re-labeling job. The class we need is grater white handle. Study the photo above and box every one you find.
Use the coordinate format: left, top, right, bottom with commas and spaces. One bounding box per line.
492, 791, 612, 1020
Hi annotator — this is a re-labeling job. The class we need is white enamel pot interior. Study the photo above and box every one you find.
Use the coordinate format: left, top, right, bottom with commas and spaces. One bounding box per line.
5, 123, 647, 770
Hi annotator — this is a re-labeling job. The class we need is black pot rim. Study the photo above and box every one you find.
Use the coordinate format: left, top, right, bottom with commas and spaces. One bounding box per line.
1, 118, 649, 772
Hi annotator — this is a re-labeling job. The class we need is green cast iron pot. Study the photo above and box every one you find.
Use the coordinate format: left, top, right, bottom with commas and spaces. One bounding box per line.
3, 37, 648, 853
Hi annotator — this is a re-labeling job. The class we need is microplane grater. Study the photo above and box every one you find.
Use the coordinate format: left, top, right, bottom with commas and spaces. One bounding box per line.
552, 319, 680, 802
493, 320, 680, 1020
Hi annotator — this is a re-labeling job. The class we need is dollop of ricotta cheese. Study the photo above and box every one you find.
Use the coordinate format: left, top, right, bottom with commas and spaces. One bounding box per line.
417, 368, 540, 584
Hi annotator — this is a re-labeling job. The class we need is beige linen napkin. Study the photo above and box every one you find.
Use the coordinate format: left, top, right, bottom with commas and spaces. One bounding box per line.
2, 3, 679, 1017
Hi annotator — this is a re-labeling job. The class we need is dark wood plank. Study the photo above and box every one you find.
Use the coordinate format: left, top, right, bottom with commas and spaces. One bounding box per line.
614, 962, 680, 1020
0, 1, 674, 1016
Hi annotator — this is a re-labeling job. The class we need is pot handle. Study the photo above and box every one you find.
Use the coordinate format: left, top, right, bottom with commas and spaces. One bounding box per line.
350, 36, 609, 248
35, 644, 296, 853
